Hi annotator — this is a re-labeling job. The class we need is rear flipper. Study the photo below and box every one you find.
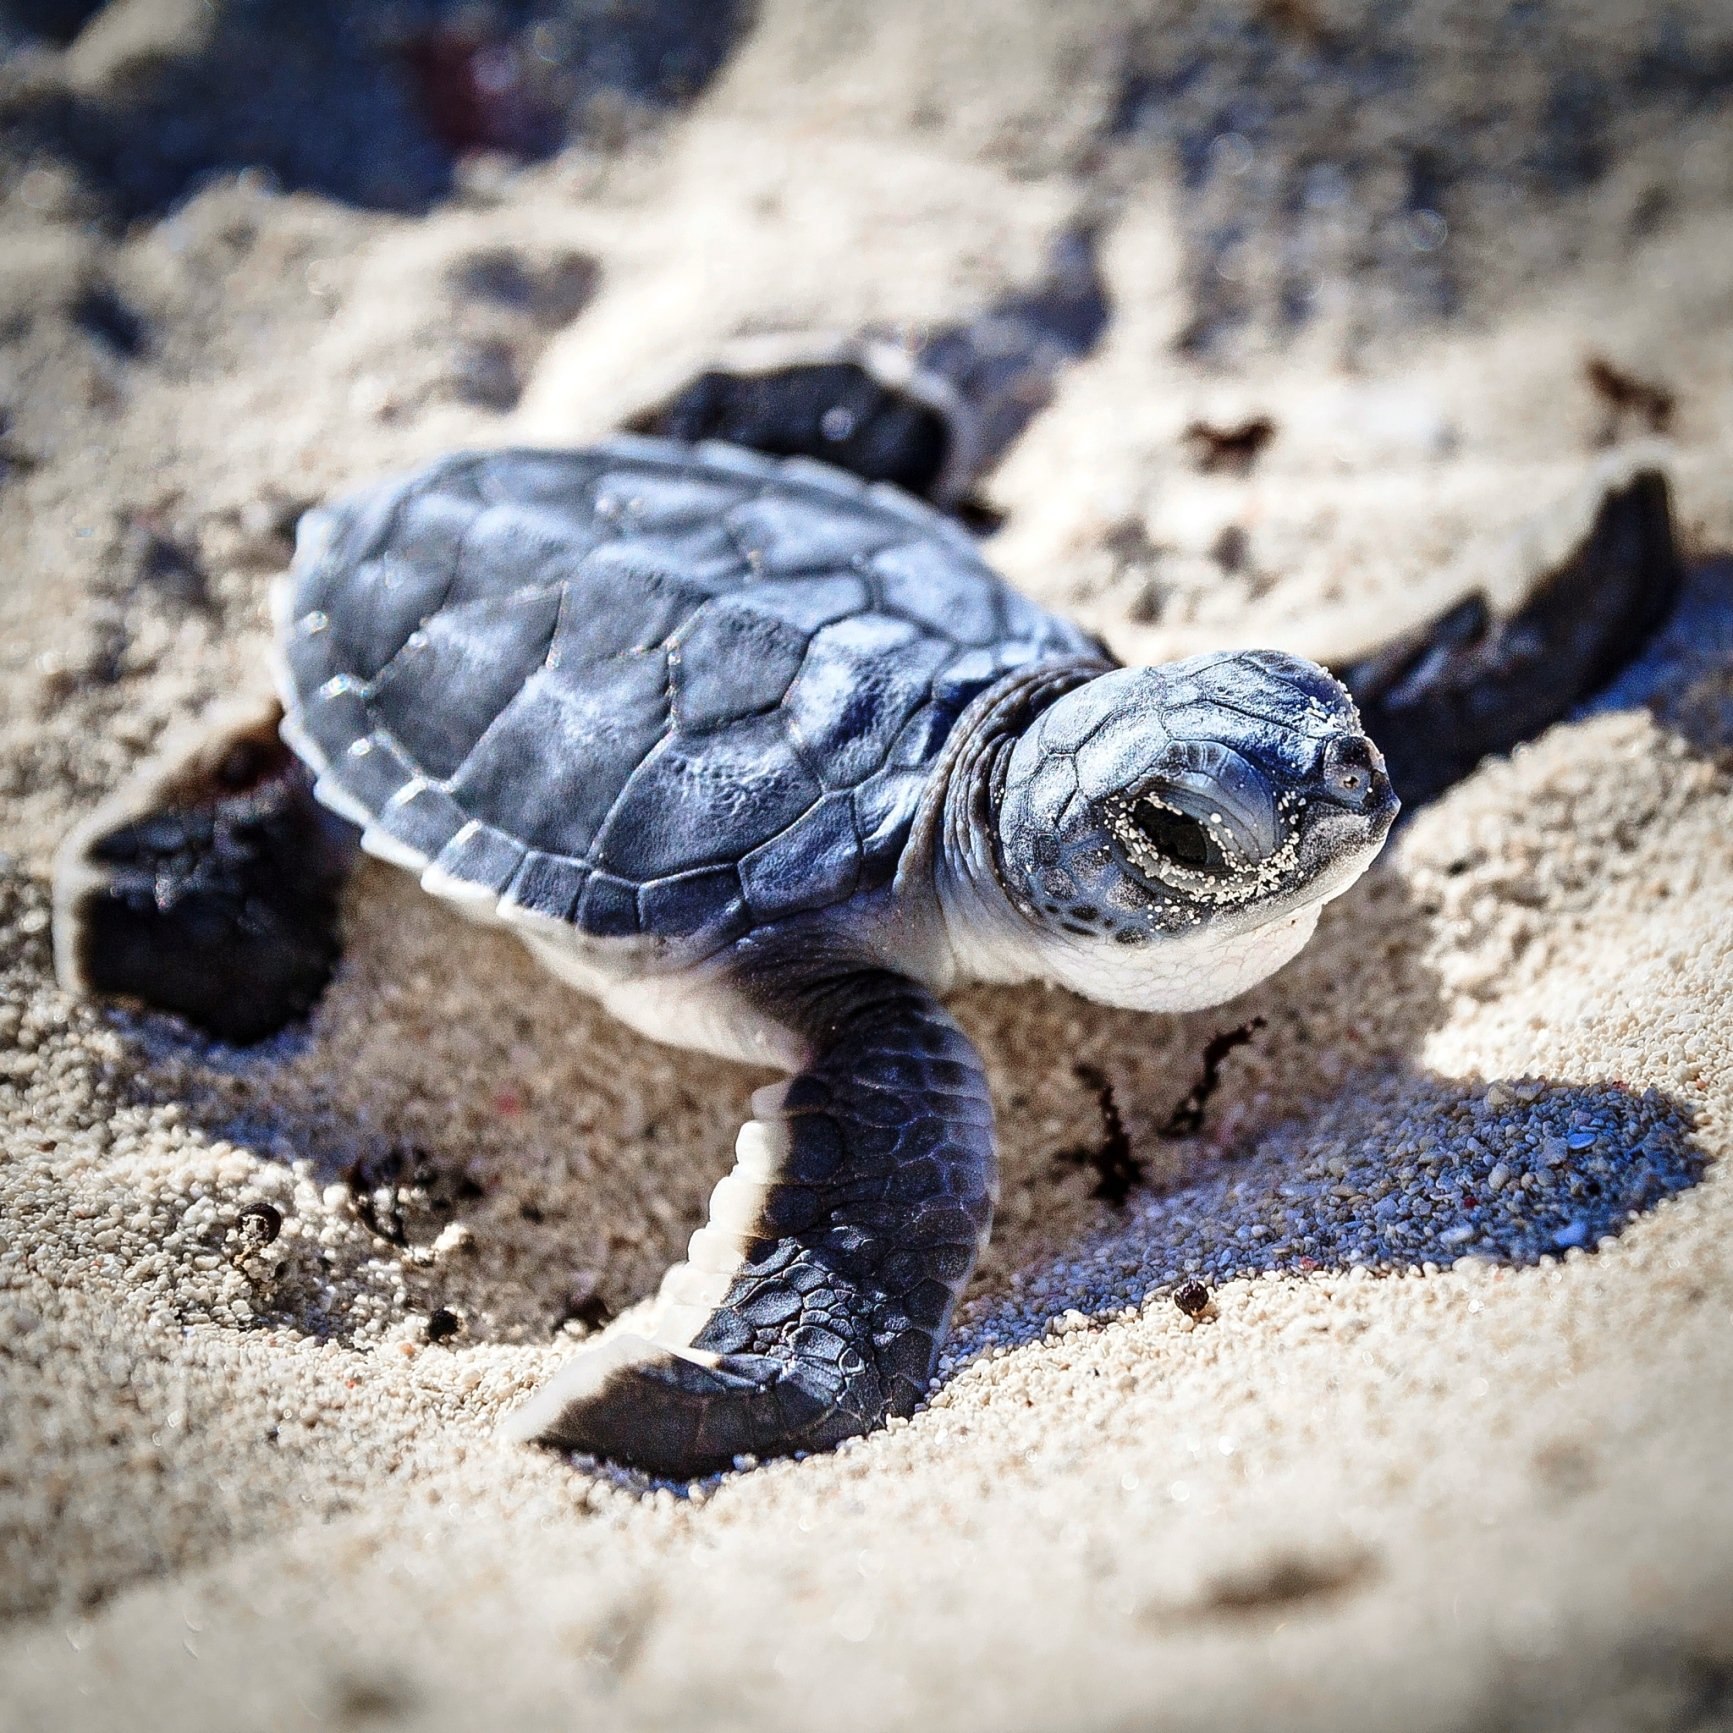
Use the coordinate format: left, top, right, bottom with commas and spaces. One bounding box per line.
504, 969, 996, 1477
53, 697, 356, 1045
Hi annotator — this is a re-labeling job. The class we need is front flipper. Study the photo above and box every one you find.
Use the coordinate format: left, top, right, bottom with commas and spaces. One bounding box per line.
505, 970, 996, 1477
1334, 466, 1683, 808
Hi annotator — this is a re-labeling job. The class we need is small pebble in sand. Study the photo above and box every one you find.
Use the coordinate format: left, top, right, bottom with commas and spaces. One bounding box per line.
424, 1308, 463, 1344
235, 1201, 282, 1247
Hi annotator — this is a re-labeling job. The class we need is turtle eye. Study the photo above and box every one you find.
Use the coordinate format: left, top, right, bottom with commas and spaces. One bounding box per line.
1129, 800, 1230, 875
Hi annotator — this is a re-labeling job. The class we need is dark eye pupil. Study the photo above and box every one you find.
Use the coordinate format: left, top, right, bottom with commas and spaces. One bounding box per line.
1134, 804, 1215, 870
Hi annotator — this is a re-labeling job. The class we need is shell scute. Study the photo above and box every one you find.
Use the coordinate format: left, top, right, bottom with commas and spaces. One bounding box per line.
336, 732, 415, 815
551, 550, 710, 664
724, 491, 899, 575
873, 539, 999, 645
392, 487, 480, 592
446, 500, 605, 608
637, 865, 748, 945
296, 678, 372, 772
887, 699, 953, 770
446, 654, 672, 862
504, 851, 590, 924
379, 781, 467, 866
733, 572, 869, 635
672, 600, 808, 731
323, 553, 456, 684
280, 612, 338, 699
595, 710, 821, 882
853, 764, 933, 875
368, 586, 562, 783
783, 615, 951, 790
591, 467, 751, 530
434, 822, 524, 897
739, 791, 861, 920
473, 449, 601, 507
575, 872, 640, 938
601, 526, 747, 593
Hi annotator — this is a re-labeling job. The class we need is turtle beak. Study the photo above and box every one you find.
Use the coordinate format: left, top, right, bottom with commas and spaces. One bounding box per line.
1289, 730, 1399, 901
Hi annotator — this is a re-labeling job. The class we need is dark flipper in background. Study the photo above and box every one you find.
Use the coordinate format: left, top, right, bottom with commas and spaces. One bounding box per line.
53, 699, 356, 1045
506, 966, 997, 1478
1336, 468, 1685, 809
629, 225, 1111, 516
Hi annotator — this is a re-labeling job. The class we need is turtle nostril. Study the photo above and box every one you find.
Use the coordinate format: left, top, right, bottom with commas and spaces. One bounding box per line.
1319, 734, 1385, 810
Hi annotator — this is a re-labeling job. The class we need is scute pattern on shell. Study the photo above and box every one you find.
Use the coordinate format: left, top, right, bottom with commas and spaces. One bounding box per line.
275, 440, 1097, 950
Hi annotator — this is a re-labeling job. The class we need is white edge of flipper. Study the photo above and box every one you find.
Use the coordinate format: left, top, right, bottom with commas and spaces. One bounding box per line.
498, 1088, 795, 1448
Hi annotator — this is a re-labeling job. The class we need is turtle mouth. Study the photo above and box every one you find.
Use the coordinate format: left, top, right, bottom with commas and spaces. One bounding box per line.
1221, 782, 1397, 934
1295, 790, 1398, 890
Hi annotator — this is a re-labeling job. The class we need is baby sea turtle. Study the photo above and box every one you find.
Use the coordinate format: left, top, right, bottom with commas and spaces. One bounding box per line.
57, 436, 1397, 1477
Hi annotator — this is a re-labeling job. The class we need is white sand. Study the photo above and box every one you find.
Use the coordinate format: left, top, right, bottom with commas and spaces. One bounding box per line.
3, 3, 1733, 1729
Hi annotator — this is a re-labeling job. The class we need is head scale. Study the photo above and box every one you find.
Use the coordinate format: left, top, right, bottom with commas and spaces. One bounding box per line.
989, 651, 1397, 1011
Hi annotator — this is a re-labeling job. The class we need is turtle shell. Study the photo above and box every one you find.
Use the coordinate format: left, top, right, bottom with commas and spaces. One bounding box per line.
274, 438, 1098, 952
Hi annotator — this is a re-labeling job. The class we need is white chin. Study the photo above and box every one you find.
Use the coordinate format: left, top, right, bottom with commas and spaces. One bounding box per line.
1055, 902, 1324, 1013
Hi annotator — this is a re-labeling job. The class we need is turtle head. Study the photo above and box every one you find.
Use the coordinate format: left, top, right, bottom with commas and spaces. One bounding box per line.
984, 651, 1397, 1011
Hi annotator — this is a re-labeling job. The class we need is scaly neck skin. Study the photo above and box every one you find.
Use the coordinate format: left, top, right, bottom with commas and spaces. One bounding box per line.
903, 657, 1109, 989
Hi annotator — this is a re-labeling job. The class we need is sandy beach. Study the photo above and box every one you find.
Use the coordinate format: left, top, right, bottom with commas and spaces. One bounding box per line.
2, 2, 1732, 1728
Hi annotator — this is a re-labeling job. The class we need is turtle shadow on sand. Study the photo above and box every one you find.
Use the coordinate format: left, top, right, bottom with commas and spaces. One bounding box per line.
952, 858, 1705, 1364
104, 860, 774, 1349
